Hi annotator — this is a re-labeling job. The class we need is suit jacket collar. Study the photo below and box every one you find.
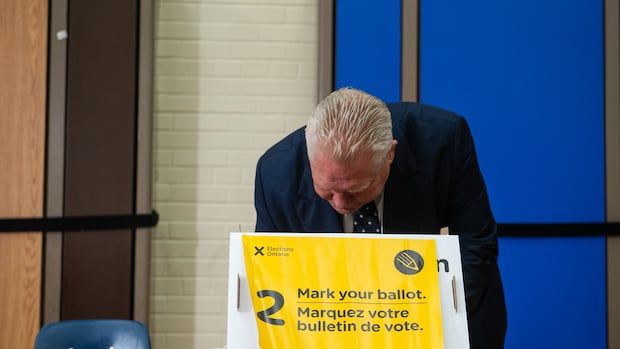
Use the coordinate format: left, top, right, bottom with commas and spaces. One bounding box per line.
383, 116, 424, 233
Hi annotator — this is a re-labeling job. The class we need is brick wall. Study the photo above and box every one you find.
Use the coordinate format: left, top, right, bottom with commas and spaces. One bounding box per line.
150, 0, 318, 347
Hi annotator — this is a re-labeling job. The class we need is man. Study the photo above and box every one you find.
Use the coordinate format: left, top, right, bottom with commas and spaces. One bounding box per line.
254, 88, 507, 348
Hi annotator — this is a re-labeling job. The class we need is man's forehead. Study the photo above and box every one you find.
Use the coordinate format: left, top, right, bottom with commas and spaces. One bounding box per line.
311, 155, 378, 189
313, 171, 373, 194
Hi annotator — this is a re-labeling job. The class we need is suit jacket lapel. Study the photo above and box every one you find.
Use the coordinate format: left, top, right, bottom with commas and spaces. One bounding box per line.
383, 120, 424, 234
295, 149, 342, 233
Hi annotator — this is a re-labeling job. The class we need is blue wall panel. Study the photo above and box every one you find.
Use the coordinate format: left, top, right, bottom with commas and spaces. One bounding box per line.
498, 236, 606, 348
419, 0, 606, 347
335, 0, 401, 102
420, 0, 604, 223
336, 0, 607, 346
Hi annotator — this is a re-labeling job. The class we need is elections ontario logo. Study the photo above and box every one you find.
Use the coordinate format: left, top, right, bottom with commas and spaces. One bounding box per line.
394, 250, 424, 275
253, 245, 294, 257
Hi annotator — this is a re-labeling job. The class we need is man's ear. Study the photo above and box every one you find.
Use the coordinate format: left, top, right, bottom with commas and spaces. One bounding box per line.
387, 140, 398, 164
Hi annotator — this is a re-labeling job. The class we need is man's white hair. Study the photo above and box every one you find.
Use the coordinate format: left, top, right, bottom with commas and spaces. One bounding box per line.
306, 88, 393, 167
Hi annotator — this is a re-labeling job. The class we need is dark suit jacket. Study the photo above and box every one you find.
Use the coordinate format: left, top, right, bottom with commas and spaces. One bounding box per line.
254, 102, 507, 349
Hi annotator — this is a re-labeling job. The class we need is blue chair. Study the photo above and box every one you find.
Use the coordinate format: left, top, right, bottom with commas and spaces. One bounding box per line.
34, 319, 151, 349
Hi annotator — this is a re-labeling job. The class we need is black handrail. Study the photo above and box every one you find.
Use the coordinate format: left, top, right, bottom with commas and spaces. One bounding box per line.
5, 212, 617, 236
497, 222, 620, 236
0, 210, 158, 232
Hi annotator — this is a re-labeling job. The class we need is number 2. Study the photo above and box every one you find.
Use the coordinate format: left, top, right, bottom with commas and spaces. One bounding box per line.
256, 289, 285, 325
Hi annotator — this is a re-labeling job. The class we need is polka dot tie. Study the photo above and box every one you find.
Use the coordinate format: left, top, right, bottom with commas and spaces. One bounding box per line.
353, 201, 381, 233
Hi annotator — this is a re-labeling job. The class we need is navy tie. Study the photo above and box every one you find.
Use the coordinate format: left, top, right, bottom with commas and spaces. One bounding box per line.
353, 201, 381, 233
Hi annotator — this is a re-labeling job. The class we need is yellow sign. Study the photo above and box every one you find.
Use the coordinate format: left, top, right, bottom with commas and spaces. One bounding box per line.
242, 235, 444, 349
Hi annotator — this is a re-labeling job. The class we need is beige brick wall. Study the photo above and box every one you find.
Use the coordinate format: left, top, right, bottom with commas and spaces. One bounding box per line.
150, 0, 318, 347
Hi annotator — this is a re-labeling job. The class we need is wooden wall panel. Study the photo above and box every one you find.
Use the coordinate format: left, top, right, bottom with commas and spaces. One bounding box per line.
61, 0, 138, 319
0, 0, 48, 347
